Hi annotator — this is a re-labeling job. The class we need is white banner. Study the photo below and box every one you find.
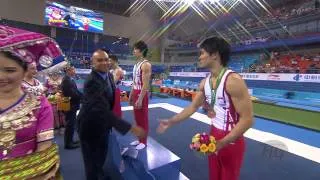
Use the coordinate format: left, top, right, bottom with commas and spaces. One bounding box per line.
239, 73, 320, 83
169, 72, 210, 77
293, 74, 320, 83
121, 81, 133, 86
169, 72, 320, 83
76, 69, 92, 74
76, 69, 127, 75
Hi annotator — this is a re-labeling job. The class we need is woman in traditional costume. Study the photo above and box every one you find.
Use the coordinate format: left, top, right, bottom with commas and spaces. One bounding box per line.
45, 72, 65, 133
21, 62, 45, 96
0, 25, 65, 179
45, 72, 62, 95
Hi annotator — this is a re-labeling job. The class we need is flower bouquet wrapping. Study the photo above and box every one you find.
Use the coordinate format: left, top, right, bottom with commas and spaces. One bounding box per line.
56, 93, 71, 112
190, 133, 216, 155
47, 94, 57, 104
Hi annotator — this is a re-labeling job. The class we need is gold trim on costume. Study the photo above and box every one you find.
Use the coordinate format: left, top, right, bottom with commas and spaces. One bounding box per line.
0, 93, 41, 156
0, 94, 40, 129
0, 130, 16, 156
0, 144, 60, 179
37, 130, 54, 142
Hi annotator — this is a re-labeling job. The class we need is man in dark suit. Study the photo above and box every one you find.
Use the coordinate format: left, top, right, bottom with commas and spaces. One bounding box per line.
61, 65, 82, 149
77, 49, 146, 180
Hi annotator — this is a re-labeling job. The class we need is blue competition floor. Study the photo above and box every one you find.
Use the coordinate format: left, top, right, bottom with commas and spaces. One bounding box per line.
57, 97, 320, 180
133, 108, 320, 180
144, 97, 320, 147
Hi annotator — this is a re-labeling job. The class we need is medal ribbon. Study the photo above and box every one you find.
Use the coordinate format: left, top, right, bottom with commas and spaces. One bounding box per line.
209, 68, 227, 109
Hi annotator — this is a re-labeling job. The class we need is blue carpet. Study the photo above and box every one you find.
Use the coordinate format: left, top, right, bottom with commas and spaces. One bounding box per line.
142, 98, 320, 148
123, 108, 320, 180
122, 108, 210, 180
253, 117, 320, 148
54, 133, 85, 180
56, 100, 320, 180
242, 139, 320, 180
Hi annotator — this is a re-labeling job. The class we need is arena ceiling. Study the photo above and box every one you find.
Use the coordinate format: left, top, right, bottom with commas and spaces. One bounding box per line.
53, 0, 131, 16
51, 0, 295, 17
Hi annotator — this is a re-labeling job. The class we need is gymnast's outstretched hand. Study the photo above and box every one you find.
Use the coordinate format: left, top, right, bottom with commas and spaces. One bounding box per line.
157, 119, 172, 134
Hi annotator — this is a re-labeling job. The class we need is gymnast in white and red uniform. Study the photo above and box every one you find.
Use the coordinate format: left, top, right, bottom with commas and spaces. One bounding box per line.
158, 37, 254, 180
109, 54, 124, 118
129, 41, 152, 150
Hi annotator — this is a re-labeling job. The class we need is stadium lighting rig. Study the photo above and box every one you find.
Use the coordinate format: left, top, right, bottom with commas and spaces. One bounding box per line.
126, 0, 272, 42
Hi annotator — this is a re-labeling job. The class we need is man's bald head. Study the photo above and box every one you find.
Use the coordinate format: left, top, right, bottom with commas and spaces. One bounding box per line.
92, 49, 109, 60
92, 49, 109, 73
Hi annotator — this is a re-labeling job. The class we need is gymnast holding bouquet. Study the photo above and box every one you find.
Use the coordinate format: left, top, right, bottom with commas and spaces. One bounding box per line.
157, 37, 254, 180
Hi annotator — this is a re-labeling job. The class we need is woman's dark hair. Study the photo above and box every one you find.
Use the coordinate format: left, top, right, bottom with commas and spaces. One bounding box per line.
199, 37, 231, 67
0, 51, 28, 71
133, 41, 148, 57
109, 55, 118, 63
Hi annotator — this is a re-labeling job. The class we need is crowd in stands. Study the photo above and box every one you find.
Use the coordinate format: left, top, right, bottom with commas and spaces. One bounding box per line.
217, 0, 319, 46
67, 51, 320, 74
166, 0, 320, 48
246, 52, 320, 74
65, 51, 131, 69
66, 54, 91, 69
163, 51, 320, 74
167, 34, 199, 48
241, 0, 317, 29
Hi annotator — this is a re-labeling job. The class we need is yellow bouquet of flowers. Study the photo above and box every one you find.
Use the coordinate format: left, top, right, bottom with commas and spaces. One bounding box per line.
190, 133, 216, 155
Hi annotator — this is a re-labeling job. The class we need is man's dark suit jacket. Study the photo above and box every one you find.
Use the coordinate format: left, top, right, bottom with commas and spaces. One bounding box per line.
61, 75, 82, 109
77, 70, 132, 139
